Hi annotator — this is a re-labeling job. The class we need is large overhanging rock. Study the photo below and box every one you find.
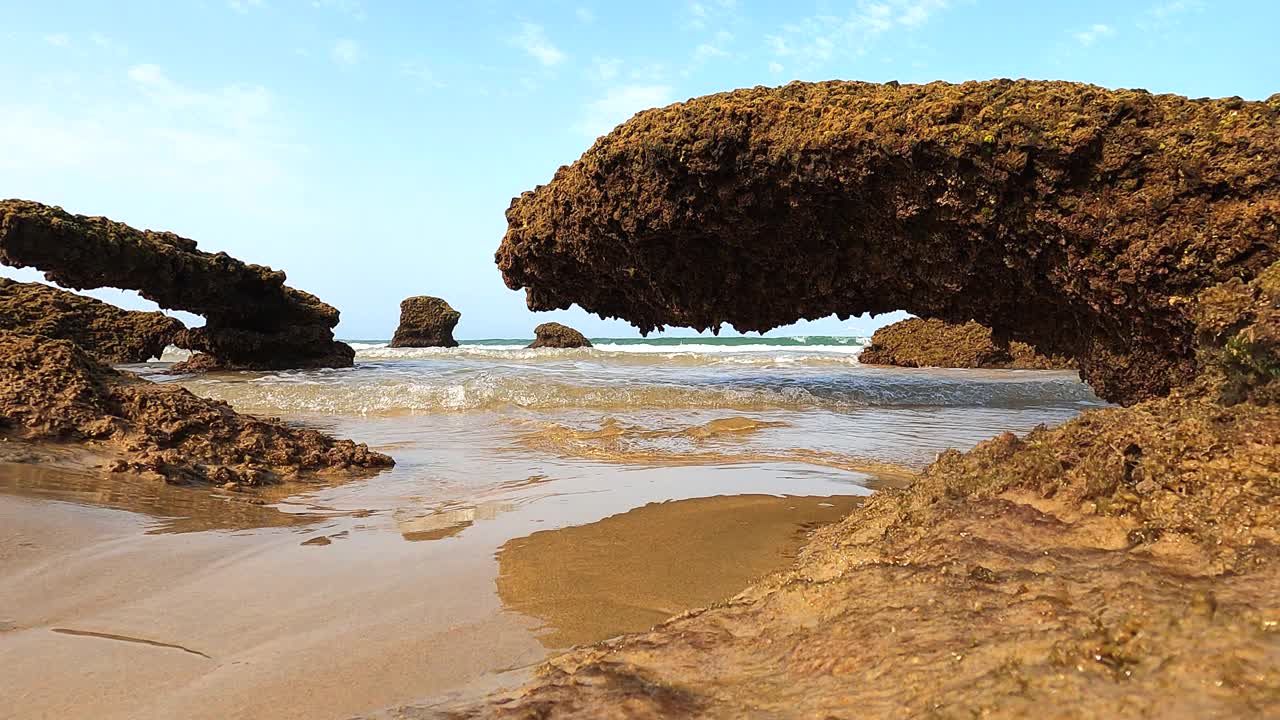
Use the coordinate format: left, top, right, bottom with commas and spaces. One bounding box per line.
0, 200, 354, 371
497, 79, 1280, 405
0, 277, 183, 364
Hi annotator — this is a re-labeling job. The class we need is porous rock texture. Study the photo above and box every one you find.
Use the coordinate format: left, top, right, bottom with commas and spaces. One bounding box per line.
414, 80, 1280, 718
860, 317, 1073, 369
0, 277, 183, 364
527, 322, 593, 349
0, 200, 354, 371
497, 79, 1279, 407
0, 330, 393, 487
390, 296, 460, 348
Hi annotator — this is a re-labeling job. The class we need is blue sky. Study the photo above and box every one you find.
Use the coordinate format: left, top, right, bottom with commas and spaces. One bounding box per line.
1, 1, 1275, 339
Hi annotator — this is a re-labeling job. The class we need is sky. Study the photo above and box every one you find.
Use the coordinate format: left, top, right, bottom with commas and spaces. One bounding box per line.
1, 1, 1276, 339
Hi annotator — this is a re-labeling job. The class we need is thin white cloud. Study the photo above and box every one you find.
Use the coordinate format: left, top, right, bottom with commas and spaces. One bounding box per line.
593, 57, 622, 81
576, 7, 595, 23
513, 23, 565, 67
767, 0, 949, 67
681, 0, 738, 31
768, 61, 783, 74
228, 0, 264, 14
312, 0, 365, 20
89, 32, 127, 55
332, 38, 361, 66
577, 85, 672, 138
693, 29, 733, 61
1073, 23, 1115, 46
43, 33, 71, 48
0, 65, 298, 203
402, 60, 445, 88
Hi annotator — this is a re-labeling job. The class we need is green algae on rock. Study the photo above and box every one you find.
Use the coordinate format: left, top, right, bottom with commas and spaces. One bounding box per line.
0, 277, 182, 364
0, 199, 354, 371
497, 79, 1279, 407
859, 317, 1073, 370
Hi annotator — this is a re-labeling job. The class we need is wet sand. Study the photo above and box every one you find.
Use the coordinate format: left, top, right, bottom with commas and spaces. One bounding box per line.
0, 464, 873, 720
1, 356, 1100, 718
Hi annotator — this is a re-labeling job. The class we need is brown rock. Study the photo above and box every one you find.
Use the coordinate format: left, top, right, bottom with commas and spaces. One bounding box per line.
859, 317, 1072, 369
496, 79, 1278, 407
0, 330, 393, 487
0, 277, 182, 363
442, 79, 1280, 718
390, 296, 460, 348
443, 393, 1279, 719
0, 200, 353, 371
527, 322, 592, 349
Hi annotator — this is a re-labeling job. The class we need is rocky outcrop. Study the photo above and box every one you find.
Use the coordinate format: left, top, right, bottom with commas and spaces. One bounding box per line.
527, 322, 592, 349
860, 317, 1072, 369
390, 296, 460, 348
440, 392, 1278, 719
0, 278, 183, 363
0, 330, 393, 487
443, 80, 1280, 718
0, 200, 353, 371
497, 79, 1279, 407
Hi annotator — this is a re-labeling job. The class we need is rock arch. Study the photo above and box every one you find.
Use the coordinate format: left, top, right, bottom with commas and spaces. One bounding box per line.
497, 79, 1279, 405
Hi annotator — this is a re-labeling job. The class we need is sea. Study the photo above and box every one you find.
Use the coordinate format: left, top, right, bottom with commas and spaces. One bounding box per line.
0, 335, 1105, 719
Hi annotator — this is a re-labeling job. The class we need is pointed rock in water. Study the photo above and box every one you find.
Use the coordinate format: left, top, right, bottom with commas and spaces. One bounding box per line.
0, 278, 183, 364
859, 318, 1072, 370
0, 330, 393, 487
0, 199, 353, 371
527, 322, 592, 349
495, 79, 1279, 407
390, 296, 460, 348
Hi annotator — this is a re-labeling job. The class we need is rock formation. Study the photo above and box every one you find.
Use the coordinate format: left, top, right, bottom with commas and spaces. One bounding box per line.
859, 317, 1072, 369
0, 200, 353, 371
497, 79, 1279, 407
0, 277, 183, 364
527, 322, 592, 349
0, 330, 393, 487
390, 296, 460, 347
438, 79, 1280, 717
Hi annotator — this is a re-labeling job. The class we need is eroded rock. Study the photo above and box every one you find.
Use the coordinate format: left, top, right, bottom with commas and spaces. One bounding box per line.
497, 79, 1279, 406
0, 278, 182, 364
859, 317, 1072, 369
390, 296, 460, 348
438, 393, 1279, 719
442, 80, 1280, 719
0, 330, 393, 486
0, 200, 353, 371
527, 322, 592, 349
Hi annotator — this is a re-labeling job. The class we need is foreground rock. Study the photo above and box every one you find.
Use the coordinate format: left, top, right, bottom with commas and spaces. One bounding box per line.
527, 322, 592, 349
860, 317, 1072, 369
433, 80, 1280, 718
0, 330, 393, 486
390, 296, 460, 348
0, 278, 183, 364
497, 79, 1278, 407
436, 393, 1277, 719
0, 200, 353, 371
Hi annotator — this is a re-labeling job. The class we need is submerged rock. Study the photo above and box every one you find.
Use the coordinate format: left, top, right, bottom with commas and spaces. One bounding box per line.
527, 322, 592, 349
496, 79, 1278, 407
860, 317, 1072, 369
390, 296, 460, 348
0, 278, 182, 364
0, 330, 393, 486
0, 200, 353, 371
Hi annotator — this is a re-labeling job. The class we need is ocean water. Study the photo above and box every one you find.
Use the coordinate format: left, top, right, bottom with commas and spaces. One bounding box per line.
0, 336, 1106, 719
